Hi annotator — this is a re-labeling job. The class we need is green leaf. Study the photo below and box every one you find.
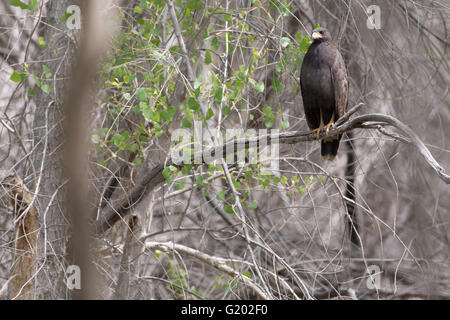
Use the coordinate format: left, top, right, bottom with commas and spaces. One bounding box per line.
204, 50, 212, 65
141, 103, 156, 122
196, 176, 204, 189
216, 190, 226, 201
224, 205, 235, 214
275, 63, 282, 75
281, 119, 290, 129
211, 36, 219, 51
112, 133, 123, 147
206, 108, 214, 120
60, 10, 74, 22
38, 36, 46, 49
135, 157, 142, 166
41, 84, 51, 94
161, 106, 176, 122
127, 143, 138, 153
222, 106, 231, 116
254, 81, 265, 93
27, 87, 35, 99
162, 167, 171, 180
299, 37, 311, 52
247, 200, 258, 210
280, 37, 291, 48
176, 182, 185, 190
10, 70, 22, 83
181, 164, 192, 174
9, 0, 29, 10
42, 65, 51, 79
186, 0, 203, 10
136, 88, 149, 102
272, 77, 285, 93
194, 76, 202, 89
214, 87, 223, 104
182, 118, 192, 128
187, 97, 200, 112
28, 0, 38, 10
163, 165, 178, 179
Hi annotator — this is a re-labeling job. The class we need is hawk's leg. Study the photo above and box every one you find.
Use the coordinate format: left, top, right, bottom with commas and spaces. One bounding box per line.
312, 108, 325, 138
324, 111, 335, 142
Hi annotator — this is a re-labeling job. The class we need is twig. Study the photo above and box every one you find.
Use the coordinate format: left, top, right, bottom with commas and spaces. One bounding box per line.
146, 241, 284, 300
221, 158, 274, 299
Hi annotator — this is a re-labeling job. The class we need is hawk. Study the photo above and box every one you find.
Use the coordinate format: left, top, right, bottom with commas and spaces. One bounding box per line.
300, 27, 349, 160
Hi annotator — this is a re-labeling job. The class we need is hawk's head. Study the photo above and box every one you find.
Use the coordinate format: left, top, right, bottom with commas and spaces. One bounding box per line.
311, 27, 332, 43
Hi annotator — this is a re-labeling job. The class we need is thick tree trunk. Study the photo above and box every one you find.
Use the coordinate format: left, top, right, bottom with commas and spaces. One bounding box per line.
32, 0, 78, 299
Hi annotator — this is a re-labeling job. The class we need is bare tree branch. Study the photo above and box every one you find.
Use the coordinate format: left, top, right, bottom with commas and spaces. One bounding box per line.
145, 241, 302, 300
95, 109, 450, 234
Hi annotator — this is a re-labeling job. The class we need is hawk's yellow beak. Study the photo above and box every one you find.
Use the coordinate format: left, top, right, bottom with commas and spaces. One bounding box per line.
312, 31, 323, 40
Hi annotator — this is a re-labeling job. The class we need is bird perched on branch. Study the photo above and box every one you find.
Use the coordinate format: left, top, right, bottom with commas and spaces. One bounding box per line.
300, 27, 349, 160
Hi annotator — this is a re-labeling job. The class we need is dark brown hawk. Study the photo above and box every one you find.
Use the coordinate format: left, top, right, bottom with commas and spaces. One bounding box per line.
300, 27, 349, 160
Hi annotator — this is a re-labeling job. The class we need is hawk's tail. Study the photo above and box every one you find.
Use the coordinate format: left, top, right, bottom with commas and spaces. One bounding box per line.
321, 135, 341, 161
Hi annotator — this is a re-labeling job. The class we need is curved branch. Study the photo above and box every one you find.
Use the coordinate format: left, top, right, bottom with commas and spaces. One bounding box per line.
145, 241, 300, 300
94, 111, 450, 234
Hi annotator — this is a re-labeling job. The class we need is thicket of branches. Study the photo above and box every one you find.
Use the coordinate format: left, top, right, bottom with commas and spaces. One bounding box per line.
0, 0, 449, 300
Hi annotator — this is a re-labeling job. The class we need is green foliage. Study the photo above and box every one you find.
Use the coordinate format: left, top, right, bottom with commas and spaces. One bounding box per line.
10, 62, 54, 97
93, 0, 314, 220
224, 205, 235, 215
213, 274, 239, 292
10, 70, 26, 83
60, 10, 74, 22
9, 0, 38, 11
37, 36, 45, 49
166, 258, 204, 298
247, 200, 258, 210
269, 0, 291, 17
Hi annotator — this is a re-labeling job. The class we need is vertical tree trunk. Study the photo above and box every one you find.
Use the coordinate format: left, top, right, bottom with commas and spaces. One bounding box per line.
114, 216, 141, 299
32, 0, 78, 299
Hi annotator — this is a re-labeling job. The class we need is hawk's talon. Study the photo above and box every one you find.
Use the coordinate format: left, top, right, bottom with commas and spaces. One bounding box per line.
312, 127, 322, 139
325, 120, 334, 133
312, 108, 326, 139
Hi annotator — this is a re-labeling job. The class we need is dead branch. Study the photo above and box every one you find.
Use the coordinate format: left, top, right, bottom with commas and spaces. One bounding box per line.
2, 176, 39, 300
95, 109, 449, 235
146, 240, 301, 300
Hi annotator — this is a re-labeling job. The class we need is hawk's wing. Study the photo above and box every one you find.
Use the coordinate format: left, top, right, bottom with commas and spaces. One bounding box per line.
331, 51, 349, 118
